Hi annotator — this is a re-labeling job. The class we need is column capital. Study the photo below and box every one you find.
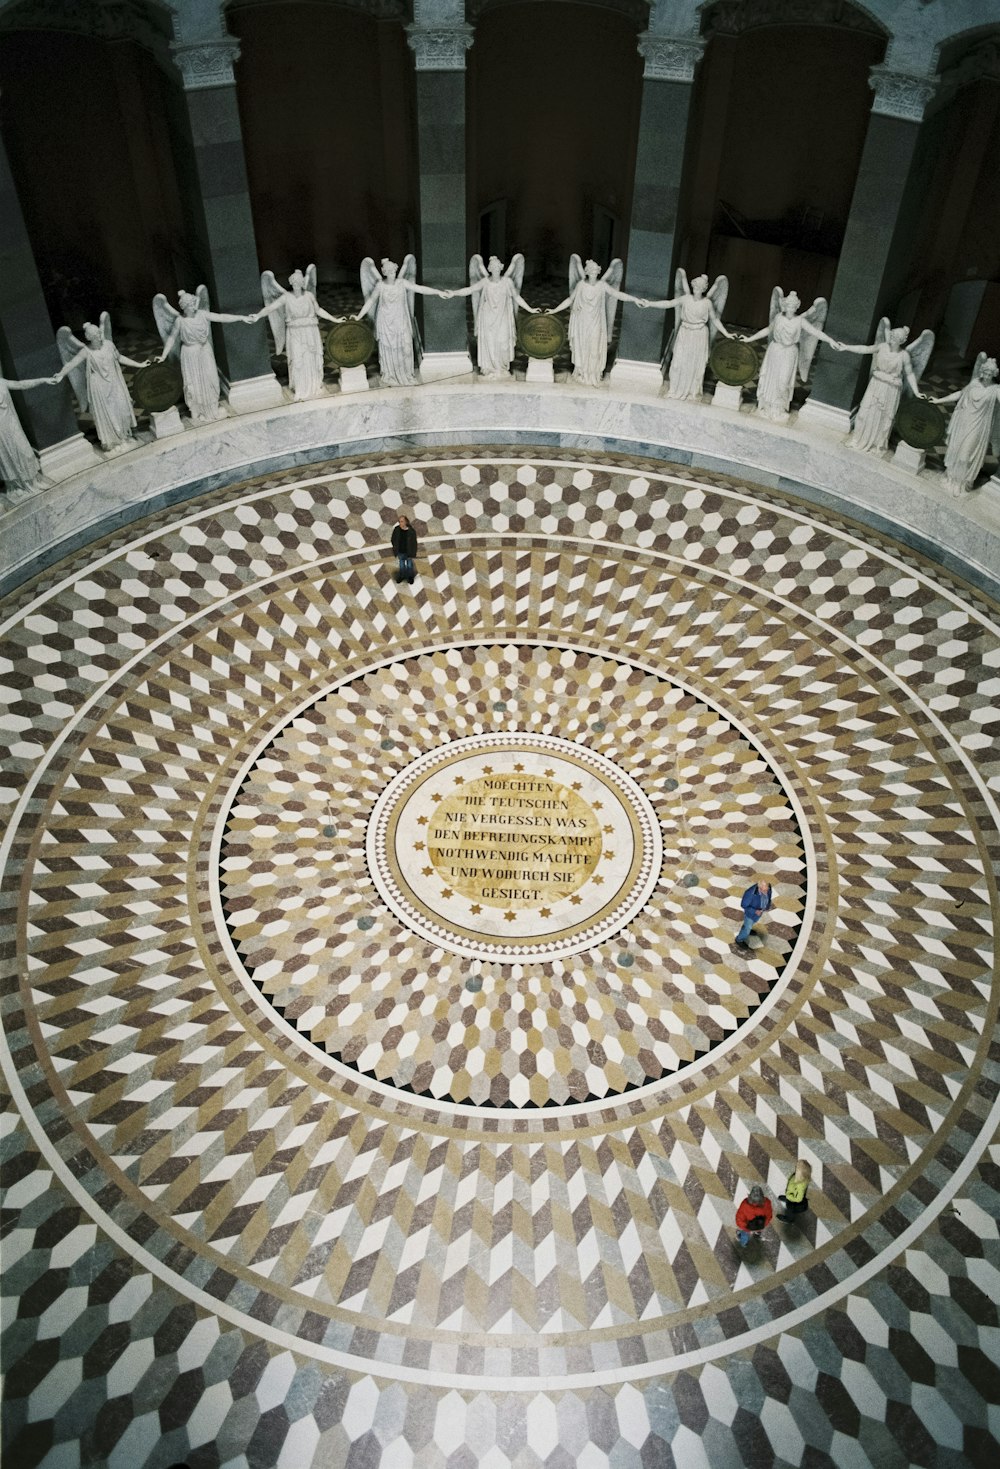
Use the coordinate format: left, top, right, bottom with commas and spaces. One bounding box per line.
406, 25, 474, 71
637, 33, 705, 82
170, 38, 241, 91
868, 65, 937, 123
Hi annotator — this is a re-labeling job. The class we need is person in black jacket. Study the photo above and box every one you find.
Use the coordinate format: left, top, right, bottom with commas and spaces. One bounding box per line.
391, 513, 417, 584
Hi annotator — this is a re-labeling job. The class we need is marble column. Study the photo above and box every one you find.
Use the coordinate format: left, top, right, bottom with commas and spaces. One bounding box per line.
407, 19, 474, 381
611, 34, 705, 392
0, 134, 100, 482
798, 66, 937, 434
169, 37, 283, 413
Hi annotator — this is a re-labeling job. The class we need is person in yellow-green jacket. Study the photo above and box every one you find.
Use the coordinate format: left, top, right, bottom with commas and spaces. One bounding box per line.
777, 1159, 812, 1222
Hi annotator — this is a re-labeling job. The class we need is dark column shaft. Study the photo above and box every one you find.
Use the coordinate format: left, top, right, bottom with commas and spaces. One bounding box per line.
807, 110, 924, 413
173, 79, 275, 384
0, 135, 84, 451
414, 68, 469, 355
617, 78, 699, 364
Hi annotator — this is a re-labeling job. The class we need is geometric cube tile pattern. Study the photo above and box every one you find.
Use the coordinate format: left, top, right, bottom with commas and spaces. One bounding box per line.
2, 449, 998, 1467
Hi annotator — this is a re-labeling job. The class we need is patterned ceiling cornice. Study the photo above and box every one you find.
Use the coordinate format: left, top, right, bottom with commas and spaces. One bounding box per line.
701, 0, 885, 39
0, 0, 173, 51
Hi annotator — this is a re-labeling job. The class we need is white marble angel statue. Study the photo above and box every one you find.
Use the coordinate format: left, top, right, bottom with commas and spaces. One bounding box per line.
638, 269, 731, 400
448, 254, 536, 379
741, 288, 834, 421
252, 266, 341, 401
1, 373, 59, 498
55, 314, 149, 453
551, 256, 635, 386
355, 256, 447, 387
931, 353, 1000, 494
833, 319, 934, 454
153, 285, 254, 422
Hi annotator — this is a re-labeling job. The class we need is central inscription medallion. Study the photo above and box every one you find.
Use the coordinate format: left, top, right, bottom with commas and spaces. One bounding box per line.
427, 772, 602, 907
367, 733, 662, 962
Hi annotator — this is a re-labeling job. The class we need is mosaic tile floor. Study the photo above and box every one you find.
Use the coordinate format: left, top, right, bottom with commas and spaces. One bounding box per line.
2, 448, 999, 1468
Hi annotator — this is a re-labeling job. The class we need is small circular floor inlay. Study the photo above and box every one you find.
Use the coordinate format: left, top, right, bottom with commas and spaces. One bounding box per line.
367, 733, 661, 960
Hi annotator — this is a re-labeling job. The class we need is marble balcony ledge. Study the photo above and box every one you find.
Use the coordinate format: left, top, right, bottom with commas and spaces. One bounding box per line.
2, 379, 998, 599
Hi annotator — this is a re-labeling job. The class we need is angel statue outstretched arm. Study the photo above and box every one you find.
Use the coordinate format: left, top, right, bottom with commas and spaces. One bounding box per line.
447, 254, 538, 312
3, 374, 62, 390
56, 339, 149, 378
828, 326, 882, 356
839, 320, 934, 392
54, 320, 150, 386
154, 286, 257, 364
636, 270, 732, 334
550, 256, 636, 314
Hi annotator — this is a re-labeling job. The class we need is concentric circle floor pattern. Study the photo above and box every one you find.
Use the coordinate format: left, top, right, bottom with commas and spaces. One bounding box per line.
220, 652, 805, 1105
2, 449, 999, 1468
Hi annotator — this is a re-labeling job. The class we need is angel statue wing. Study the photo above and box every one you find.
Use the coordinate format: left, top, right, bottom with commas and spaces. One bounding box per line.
874, 317, 891, 348
196, 284, 210, 313
798, 296, 828, 381
99, 311, 114, 344
707, 275, 729, 346
904, 329, 934, 393
506, 253, 525, 300
768, 286, 785, 336
360, 257, 382, 324
305, 264, 317, 297
260, 271, 287, 355
400, 255, 422, 364
152, 293, 180, 356
602, 258, 624, 341
56, 326, 88, 412
469, 253, 487, 337
568, 253, 584, 298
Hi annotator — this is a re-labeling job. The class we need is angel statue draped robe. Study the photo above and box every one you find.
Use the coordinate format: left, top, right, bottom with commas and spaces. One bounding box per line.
154, 286, 254, 422
1, 376, 54, 496
457, 254, 534, 379
837, 320, 935, 454
356, 257, 448, 388
256, 266, 339, 401
744, 289, 831, 422
934, 354, 1000, 493
55, 315, 147, 453
652, 270, 729, 401
552, 257, 631, 387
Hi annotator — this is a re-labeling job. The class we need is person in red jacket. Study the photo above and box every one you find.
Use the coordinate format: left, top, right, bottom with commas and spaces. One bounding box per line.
735, 1183, 772, 1246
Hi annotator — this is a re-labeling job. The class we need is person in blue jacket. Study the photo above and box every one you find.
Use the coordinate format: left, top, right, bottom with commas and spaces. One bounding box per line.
735, 875, 773, 948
